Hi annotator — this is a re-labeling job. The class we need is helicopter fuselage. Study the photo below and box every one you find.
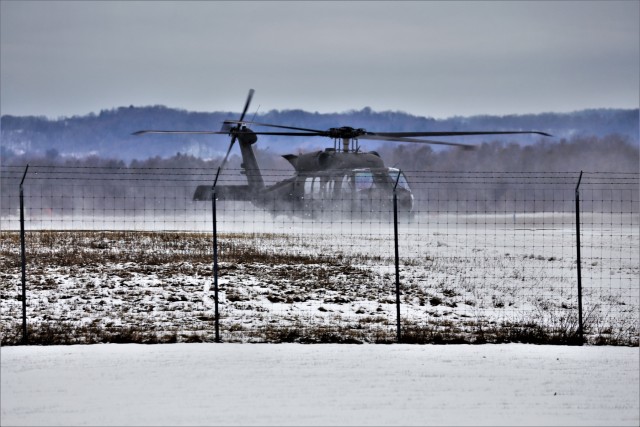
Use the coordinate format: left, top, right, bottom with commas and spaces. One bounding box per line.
193, 130, 415, 219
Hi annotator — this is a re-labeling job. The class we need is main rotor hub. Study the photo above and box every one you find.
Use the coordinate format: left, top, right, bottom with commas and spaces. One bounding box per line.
327, 127, 366, 139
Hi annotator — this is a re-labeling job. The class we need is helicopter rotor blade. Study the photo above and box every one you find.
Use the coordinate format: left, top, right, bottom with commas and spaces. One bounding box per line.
232, 131, 323, 136
132, 130, 227, 135
223, 121, 551, 139
359, 134, 475, 150
237, 89, 255, 124
223, 119, 325, 134
213, 134, 237, 187
370, 130, 552, 137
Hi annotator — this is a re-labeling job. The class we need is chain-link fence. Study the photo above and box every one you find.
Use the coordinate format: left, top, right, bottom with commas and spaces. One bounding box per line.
1, 166, 638, 345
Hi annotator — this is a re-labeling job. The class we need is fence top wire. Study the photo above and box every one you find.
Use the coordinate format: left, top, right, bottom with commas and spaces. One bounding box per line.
2, 165, 638, 186
3, 166, 637, 176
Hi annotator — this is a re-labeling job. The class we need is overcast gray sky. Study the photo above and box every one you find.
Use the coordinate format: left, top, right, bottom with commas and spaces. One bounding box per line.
1, 1, 638, 119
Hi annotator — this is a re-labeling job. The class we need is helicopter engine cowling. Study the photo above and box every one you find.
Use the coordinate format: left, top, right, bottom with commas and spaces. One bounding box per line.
283, 149, 386, 173
285, 150, 326, 172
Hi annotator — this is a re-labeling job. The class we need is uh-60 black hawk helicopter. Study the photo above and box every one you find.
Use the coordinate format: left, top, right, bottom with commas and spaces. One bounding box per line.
134, 89, 550, 219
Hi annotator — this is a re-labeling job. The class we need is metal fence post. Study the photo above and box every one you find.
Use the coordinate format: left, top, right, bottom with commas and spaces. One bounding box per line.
393, 171, 402, 343
19, 164, 29, 345
575, 171, 584, 345
212, 188, 220, 343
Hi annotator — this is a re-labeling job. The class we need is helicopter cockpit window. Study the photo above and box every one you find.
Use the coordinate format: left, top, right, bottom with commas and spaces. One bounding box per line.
355, 172, 374, 191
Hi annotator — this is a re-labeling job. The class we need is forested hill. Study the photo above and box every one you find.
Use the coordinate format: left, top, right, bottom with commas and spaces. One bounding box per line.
1, 106, 638, 162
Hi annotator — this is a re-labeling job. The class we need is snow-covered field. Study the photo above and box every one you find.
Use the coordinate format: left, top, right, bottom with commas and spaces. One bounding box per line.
1, 343, 638, 426
1, 212, 638, 345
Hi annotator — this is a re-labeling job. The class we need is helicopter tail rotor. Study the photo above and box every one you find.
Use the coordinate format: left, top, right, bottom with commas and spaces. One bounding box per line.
213, 89, 255, 188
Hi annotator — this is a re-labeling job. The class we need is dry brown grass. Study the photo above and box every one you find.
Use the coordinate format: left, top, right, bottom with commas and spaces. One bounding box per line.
1, 230, 636, 346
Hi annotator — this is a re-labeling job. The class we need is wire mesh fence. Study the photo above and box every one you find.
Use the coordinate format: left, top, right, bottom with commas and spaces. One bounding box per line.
1, 165, 638, 345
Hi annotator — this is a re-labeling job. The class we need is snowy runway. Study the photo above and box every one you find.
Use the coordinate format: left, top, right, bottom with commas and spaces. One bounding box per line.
1, 343, 638, 426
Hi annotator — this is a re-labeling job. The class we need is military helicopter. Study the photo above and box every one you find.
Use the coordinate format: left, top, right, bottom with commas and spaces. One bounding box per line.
134, 89, 550, 219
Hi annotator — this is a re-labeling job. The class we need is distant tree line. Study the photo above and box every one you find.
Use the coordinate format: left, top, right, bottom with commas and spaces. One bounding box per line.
5, 133, 637, 174
2, 106, 638, 162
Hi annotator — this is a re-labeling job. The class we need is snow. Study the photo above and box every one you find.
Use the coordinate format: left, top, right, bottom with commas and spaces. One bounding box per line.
1, 343, 638, 426
1, 215, 637, 345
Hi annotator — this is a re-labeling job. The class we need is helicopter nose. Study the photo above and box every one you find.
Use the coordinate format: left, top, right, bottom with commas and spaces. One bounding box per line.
237, 128, 258, 145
